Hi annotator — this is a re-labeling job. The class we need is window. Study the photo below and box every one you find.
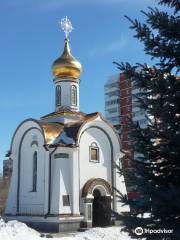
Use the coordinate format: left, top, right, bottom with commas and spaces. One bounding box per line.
32, 151, 37, 192
91, 148, 98, 160
106, 116, 120, 123
56, 85, 61, 106
107, 90, 120, 97
107, 107, 118, 114
71, 85, 77, 106
63, 195, 70, 206
89, 143, 99, 162
105, 98, 120, 106
125, 80, 129, 88
126, 105, 131, 112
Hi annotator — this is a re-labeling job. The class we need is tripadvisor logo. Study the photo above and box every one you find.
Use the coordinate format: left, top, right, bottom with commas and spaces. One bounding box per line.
134, 227, 174, 236
134, 227, 143, 236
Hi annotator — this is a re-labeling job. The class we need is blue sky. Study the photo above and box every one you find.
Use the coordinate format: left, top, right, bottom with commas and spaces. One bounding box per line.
0, 0, 160, 171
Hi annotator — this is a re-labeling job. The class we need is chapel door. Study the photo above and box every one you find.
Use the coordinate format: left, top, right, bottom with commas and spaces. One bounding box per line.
92, 189, 111, 227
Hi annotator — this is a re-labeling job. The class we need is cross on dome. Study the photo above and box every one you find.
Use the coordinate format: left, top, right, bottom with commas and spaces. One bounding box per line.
60, 16, 73, 39
52, 16, 82, 80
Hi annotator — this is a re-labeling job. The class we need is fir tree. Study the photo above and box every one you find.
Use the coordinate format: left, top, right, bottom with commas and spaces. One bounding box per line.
115, 1, 180, 239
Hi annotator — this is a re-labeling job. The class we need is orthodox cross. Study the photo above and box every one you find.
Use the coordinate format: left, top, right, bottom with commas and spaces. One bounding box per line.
60, 16, 73, 39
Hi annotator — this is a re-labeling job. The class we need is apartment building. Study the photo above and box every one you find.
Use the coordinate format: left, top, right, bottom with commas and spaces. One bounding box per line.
104, 75, 121, 133
105, 73, 148, 197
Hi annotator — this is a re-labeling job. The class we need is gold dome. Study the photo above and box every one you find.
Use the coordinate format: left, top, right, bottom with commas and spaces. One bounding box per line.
52, 38, 82, 79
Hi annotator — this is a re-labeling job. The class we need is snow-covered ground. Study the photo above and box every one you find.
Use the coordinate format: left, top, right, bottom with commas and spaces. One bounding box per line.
0, 217, 134, 240
0, 218, 40, 240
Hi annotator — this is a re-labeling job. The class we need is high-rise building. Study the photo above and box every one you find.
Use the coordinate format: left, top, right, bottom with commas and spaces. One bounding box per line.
105, 73, 148, 197
104, 75, 121, 133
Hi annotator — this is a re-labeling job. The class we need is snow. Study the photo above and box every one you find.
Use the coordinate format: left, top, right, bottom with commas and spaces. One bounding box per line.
137, 212, 151, 218
53, 131, 75, 145
69, 227, 131, 240
0, 217, 134, 240
0, 218, 40, 240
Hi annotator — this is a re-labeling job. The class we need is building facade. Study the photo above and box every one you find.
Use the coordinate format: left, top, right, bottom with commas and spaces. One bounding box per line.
5, 19, 128, 232
105, 73, 147, 197
104, 75, 121, 133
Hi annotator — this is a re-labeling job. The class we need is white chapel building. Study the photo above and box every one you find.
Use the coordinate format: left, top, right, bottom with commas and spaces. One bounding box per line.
5, 18, 128, 231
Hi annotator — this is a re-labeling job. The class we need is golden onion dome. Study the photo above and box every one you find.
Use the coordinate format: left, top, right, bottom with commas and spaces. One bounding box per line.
52, 38, 82, 79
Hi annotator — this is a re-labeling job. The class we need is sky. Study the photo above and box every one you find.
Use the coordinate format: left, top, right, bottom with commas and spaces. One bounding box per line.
0, 0, 161, 171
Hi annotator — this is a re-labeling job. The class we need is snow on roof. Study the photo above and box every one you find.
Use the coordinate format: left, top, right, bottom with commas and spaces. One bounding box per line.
52, 131, 75, 145
40, 112, 100, 147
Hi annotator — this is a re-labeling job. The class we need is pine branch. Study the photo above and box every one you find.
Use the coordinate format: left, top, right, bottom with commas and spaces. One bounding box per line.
159, 0, 180, 14
124, 9, 180, 73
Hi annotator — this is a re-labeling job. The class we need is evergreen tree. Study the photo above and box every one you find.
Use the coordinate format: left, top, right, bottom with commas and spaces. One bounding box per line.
115, 1, 180, 239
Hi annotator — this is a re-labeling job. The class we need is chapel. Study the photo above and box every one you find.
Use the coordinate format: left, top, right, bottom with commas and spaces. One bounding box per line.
5, 17, 128, 231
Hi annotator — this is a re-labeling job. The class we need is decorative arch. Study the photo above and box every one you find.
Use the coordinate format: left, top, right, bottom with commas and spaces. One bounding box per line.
10, 118, 46, 153
30, 140, 38, 147
82, 178, 112, 198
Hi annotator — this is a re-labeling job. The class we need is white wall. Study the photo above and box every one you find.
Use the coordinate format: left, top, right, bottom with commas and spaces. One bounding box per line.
5, 120, 48, 215
79, 127, 112, 192
78, 118, 113, 213
19, 129, 47, 215
50, 148, 72, 214
78, 117, 128, 213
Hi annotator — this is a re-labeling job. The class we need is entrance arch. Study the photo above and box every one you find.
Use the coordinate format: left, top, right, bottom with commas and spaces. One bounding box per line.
82, 178, 112, 197
82, 178, 112, 227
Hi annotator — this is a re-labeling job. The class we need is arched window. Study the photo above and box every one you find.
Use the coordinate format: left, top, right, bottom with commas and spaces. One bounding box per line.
71, 85, 77, 106
56, 85, 61, 106
32, 151, 37, 192
89, 142, 99, 162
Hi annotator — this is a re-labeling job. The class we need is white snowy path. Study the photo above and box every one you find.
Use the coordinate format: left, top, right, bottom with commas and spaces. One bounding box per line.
0, 218, 134, 240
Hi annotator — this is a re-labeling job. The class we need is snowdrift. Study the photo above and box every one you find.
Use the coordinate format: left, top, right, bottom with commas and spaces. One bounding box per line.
0, 218, 40, 240
0, 217, 133, 240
